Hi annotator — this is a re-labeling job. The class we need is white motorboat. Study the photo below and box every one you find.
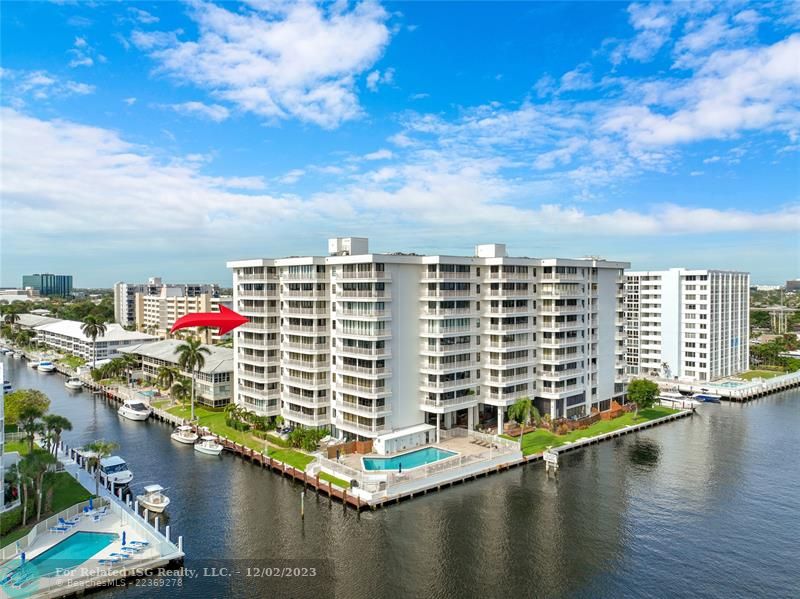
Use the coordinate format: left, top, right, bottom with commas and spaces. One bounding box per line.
170, 425, 199, 445
118, 400, 152, 421
65, 377, 83, 390
136, 484, 170, 513
99, 455, 134, 486
194, 435, 224, 456
27, 359, 40, 369
659, 392, 700, 408
37, 361, 56, 372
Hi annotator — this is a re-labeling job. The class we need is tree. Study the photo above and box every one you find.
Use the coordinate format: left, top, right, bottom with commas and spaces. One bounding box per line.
176, 338, 211, 421
80, 316, 107, 368
3, 312, 20, 326
83, 440, 119, 497
23, 450, 57, 520
18, 458, 35, 526
4, 389, 50, 426
156, 365, 179, 390
42, 414, 72, 456
507, 397, 540, 447
170, 378, 191, 407
19, 404, 46, 453
627, 379, 660, 419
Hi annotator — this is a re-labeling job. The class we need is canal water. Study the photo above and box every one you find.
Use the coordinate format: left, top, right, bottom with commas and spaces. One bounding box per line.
3, 355, 799, 599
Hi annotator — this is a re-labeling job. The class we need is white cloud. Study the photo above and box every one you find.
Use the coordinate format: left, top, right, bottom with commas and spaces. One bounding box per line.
1, 69, 95, 102
277, 169, 305, 184
410, 92, 429, 100
161, 101, 231, 122
703, 155, 721, 164
133, 0, 391, 128
68, 35, 103, 68
124, 97, 137, 106
559, 64, 593, 92
363, 148, 393, 160
129, 7, 159, 24
366, 67, 394, 91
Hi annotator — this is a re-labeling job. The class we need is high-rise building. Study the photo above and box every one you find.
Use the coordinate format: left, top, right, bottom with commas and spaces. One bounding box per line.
227, 238, 628, 440
21, 273, 72, 297
113, 277, 218, 327
624, 268, 749, 382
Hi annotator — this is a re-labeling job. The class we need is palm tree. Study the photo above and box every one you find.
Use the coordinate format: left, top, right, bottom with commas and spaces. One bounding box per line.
120, 353, 139, 384
42, 414, 72, 456
3, 311, 20, 327
25, 450, 57, 520
83, 440, 119, 496
18, 458, 36, 526
19, 404, 46, 453
507, 397, 540, 448
156, 365, 180, 390
81, 316, 107, 368
176, 338, 211, 421
170, 378, 191, 408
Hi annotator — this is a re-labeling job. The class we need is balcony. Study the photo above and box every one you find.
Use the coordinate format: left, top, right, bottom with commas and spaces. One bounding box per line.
538, 320, 584, 331
283, 410, 330, 427
484, 304, 534, 315
281, 306, 329, 316
419, 377, 475, 391
237, 272, 278, 282
280, 324, 329, 336
238, 290, 274, 300
420, 342, 474, 355
337, 270, 391, 280
333, 398, 392, 417
539, 273, 585, 283
537, 383, 584, 397
484, 271, 532, 281
539, 351, 584, 364
539, 336, 585, 348
538, 305, 584, 315
238, 336, 278, 349
281, 288, 328, 299
539, 368, 583, 381
538, 286, 585, 299
485, 372, 534, 385
239, 322, 276, 333
420, 307, 474, 317
280, 272, 326, 282
281, 374, 329, 389
420, 324, 474, 336
335, 344, 391, 358
336, 289, 391, 300
419, 288, 475, 299
335, 328, 391, 340
483, 322, 531, 333
483, 355, 532, 367
337, 307, 389, 318
420, 359, 479, 374
336, 363, 390, 378
420, 271, 475, 281
280, 341, 329, 353
485, 288, 530, 298
419, 394, 479, 413
238, 306, 276, 316
334, 417, 387, 437
334, 381, 390, 397
483, 338, 535, 351
281, 358, 329, 371
482, 388, 531, 405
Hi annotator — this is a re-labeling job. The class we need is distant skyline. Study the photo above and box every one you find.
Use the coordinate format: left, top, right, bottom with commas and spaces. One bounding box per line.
2, 1, 798, 287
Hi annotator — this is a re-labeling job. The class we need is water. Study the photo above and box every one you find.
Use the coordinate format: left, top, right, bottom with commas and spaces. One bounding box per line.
4, 532, 117, 590
362, 447, 456, 471
3, 356, 799, 598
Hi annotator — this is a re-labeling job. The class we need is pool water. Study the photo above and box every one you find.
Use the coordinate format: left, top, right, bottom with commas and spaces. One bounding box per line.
362, 447, 457, 471
2, 531, 118, 589
138, 390, 157, 397
716, 381, 743, 388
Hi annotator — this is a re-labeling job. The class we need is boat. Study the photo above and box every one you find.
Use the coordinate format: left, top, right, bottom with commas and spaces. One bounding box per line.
99, 455, 134, 486
692, 391, 722, 403
3, 380, 12, 393
37, 361, 56, 372
194, 435, 224, 456
27, 360, 40, 369
170, 425, 199, 445
12, 352, 22, 359
135, 484, 170, 513
659, 391, 700, 408
65, 377, 83, 390
118, 399, 152, 421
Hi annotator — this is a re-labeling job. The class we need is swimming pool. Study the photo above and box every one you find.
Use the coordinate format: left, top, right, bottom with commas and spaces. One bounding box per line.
716, 381, 744, 388
362, 447, 457, 471
2, 531, 118, 590
138, 390, 157, 398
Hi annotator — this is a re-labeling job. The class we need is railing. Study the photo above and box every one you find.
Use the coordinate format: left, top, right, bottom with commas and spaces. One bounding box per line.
419, 395, 479, 410
336, 345, 389, 357
420, 343, 474, 354
484, 271, 532, 280
420, 271, 474, 280
419, 378, 475, 390
337, 308, 389, 317
337, 270, 391, 280
419, 289, 474, 298
336, 364, 389, 377
420, 307, 474, 317
484, 305, 532, 314
334, 399, 392, 416
280, 342, 329, 352
335, 381, 388, 395
420, 325, 474, 335
238, 273, 277, 281
483, 322, 531, 332
336, 290, 390, 299
485, 289, 530, 297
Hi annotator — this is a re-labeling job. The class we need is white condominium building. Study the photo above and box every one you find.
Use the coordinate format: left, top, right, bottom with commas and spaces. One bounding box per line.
227, 238, 628, 440
624, 268, 750, 382
113, 277, 218, 327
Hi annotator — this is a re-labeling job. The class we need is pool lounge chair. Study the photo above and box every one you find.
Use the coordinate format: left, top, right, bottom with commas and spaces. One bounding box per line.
109, 552, 132, 560
49, 525, 70, 533
99, 557, 121, 566
128, 540, 150, 547
120, 545, 144, 554
92, 507, 109, 521
59, 517, 79, 527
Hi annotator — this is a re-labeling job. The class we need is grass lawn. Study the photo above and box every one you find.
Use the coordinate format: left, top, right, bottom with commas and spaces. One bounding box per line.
3, 440, 30, 455
739, 369, 786, 380
318, 471, 351, 489
58, 354, 85, 368
165, 405, 314, 470
1, 472, 92, 548
506, 406, 680, 456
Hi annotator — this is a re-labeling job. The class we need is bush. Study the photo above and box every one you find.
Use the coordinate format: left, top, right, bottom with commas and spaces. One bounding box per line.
1, 506, 22, 536
556, 423, 570, 435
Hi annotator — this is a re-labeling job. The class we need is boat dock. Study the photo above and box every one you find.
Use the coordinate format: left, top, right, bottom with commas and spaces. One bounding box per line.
657, 370, 800, 402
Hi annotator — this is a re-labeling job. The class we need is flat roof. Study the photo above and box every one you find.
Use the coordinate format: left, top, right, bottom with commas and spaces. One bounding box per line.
376, 423, 436, 442
34, 318, 157, 343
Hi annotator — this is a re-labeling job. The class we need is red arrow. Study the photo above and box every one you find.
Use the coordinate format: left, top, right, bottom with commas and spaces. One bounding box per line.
170, 305, 249, 336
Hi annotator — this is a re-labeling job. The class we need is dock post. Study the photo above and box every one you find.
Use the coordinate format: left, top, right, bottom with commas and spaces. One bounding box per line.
301, 491, 305, 520
165, 525, 171, 542
154, 517, 159, 532
144, 508, 149, 520
316, 474, 320, 496
343, 489, 347, 513
329, 482, 332, 508
178, 536, 183, 552
134, 500, 139, 516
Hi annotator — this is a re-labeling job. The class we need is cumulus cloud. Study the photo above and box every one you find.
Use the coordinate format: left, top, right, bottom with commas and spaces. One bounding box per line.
160, 101, 231, 122
1, 69, 95, 103
132, 0, 392, 128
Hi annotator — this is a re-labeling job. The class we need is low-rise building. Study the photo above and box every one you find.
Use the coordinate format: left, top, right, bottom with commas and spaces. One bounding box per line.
33, 319, 157, 362
120, 340, 233, 407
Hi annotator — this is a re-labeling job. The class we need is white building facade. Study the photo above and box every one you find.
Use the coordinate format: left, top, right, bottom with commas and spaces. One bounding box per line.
114, 278, 218, 327
34, 319, 156, 362
625, 268, 750, 382
228, 238, 628, 440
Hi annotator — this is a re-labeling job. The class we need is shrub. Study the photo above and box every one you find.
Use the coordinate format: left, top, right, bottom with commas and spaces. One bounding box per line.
0, 505, 22, 535
556, 423, 570, 435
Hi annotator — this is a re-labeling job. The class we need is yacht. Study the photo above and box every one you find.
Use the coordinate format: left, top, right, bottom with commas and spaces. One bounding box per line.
136, 484, 170, 513
659, 392, 700, 408
65, 377, 83, 390
99, 456, 134, 487
170, 425, 199, 445
692, 391, 722, 403
118, 400, 152, 421
194, 435, 224, 456
37, 361, 56, 373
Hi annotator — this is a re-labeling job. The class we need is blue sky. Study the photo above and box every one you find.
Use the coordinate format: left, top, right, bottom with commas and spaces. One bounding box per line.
1, 1, 798, 287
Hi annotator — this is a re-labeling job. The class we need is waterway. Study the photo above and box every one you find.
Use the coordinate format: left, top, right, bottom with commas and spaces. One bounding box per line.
3, 356, 799, 598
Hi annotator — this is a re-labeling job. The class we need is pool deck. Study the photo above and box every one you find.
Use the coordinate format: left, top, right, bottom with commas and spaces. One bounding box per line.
655, 370, 800, 402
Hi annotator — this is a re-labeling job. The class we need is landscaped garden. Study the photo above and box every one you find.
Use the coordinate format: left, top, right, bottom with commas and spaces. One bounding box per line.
505, 405, 679, 456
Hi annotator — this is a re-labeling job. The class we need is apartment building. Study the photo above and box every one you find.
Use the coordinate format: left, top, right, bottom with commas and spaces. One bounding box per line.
113, 277, 218, 327
33, 318, 156, 362
227, 238, 628, 441
120, 340, 232, 407
625, 268, 749, 382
